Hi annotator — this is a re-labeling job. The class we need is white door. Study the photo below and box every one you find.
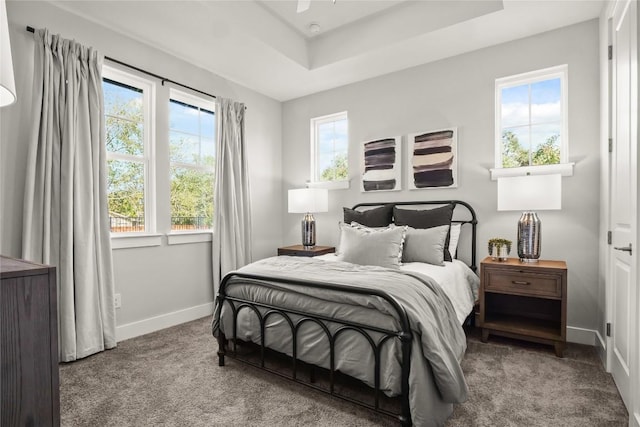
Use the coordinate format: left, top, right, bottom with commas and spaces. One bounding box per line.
609, 0, 638, 414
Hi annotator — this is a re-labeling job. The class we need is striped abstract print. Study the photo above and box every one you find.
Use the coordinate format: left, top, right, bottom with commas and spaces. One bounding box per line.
362, 137, 401, 192
410, 130, 455, 188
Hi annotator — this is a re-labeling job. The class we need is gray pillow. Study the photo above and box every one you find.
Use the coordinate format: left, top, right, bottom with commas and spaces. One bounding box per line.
393, 204, 455, 261
402, 224, 450, 266
337, 223, 406, 269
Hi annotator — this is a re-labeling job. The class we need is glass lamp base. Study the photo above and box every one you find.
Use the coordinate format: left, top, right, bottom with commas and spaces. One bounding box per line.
301, 213, 316, 247
517, 211, 541, 262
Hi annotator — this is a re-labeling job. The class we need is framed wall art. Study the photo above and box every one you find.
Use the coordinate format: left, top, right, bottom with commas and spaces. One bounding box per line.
360, 136, 402, 192
406, 128, 457, 189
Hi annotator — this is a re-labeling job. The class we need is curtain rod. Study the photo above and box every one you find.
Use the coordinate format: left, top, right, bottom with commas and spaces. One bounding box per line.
26, 25, 217, 101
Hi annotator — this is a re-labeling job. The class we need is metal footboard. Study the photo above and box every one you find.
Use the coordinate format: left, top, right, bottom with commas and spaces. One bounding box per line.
215, 272, 414, 426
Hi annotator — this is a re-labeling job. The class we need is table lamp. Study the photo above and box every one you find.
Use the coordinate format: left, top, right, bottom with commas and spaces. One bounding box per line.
497, 174, 562, 262
288, 188, 329, 248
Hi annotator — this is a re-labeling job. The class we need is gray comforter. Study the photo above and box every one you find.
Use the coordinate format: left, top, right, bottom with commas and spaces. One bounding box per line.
212, 256, 468, 426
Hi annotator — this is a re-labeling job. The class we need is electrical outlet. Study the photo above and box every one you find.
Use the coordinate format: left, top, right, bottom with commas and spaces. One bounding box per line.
114, 293, 122, 309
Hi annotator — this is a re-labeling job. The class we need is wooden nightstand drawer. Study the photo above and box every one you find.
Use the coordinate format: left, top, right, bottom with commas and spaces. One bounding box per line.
485, 269, 562, 298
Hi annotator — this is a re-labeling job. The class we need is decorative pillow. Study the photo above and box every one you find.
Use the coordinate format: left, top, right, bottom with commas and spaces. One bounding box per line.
392, 204, 454, 228
337, 223, 406, 269
349, 221, 389, 231
343, 204, 393, 228
336, 221, 389, 255
402, 224, 450, 266
393, 204, 455, 261
448, 223, 462, 259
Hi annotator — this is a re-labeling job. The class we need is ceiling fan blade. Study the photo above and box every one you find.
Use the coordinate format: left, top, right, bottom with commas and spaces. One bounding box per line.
297, 0, 311, 13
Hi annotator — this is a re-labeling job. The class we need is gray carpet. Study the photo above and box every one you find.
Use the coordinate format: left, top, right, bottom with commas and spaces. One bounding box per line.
60, 317, 628, 426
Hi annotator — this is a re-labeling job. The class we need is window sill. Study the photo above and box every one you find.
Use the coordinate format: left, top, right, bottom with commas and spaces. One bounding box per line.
490, 163, 574, 180
307, 180, 350, 190
109, 231, 213, 249
111, 233, 163, 249
167, 231, 213, 245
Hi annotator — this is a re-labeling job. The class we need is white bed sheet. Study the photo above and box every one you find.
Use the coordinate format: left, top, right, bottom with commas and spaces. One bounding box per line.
315, 254, 479, 325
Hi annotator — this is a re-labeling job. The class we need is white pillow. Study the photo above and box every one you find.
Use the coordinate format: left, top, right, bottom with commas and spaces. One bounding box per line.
402, 224, 450, 266
448, 223, 462, 258
337, 223, 406, 269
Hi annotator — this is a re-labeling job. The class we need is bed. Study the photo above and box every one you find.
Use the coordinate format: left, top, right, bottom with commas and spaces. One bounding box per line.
212, 200, 478, 426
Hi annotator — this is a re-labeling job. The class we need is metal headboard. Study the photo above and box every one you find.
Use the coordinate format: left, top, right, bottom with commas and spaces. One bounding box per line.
351, 200, 478, 272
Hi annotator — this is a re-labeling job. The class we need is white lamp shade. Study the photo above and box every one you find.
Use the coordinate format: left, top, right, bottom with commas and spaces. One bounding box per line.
288, 188, 328, 213
0, 0, 16, 107
497, 174, 562, 211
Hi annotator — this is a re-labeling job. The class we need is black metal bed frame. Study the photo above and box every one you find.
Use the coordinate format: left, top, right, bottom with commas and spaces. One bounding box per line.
215, 200, 477, 426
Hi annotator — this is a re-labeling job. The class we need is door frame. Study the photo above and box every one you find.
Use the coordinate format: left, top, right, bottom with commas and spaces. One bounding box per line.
602, 1, 640, 425
630, 1, 640, 423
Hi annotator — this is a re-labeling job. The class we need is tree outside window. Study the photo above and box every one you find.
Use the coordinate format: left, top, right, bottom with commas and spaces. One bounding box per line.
103, 77, 149, 233
496, 66, 567, 170
169, 94, 215, 231
312, 112, 349, 183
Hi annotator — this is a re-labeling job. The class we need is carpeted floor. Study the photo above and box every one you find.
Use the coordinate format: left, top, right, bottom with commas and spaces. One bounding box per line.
59, 317, 628, 426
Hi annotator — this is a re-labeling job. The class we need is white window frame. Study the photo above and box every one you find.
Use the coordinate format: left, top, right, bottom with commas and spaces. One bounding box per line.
103, 65, 158, 244
491, 65, 574, 179
309, 111, 350, 189
168, 88, 216, 239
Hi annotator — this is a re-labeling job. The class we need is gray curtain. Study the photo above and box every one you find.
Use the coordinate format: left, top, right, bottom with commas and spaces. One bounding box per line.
212, 98, 252, 294
22, 29, 116, 362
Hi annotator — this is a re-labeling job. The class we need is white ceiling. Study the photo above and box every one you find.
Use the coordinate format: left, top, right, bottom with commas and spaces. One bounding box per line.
48, 0, 605, 102
258, 0, 408, 37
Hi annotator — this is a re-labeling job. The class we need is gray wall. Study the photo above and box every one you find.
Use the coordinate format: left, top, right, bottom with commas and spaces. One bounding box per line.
282, 20, 601, 336
0, 2, 601, 340
0, 2, 283, 332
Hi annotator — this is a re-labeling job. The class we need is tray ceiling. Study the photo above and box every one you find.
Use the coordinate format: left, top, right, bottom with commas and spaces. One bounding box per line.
46, 0, 604, 101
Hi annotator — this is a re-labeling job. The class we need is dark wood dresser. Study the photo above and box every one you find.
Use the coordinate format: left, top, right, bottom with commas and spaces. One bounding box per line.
1, 256, 60, 426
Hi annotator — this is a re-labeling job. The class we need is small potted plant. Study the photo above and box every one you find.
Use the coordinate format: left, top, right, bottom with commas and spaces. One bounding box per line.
488, 238, 512, 261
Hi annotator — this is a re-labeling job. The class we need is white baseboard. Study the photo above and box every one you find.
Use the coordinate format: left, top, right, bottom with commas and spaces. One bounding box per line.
594, 329, 607, 349
594, 330, 607, 365
566, 326, 597, 346
115, 308, 599, 347
116, 302, 214, 342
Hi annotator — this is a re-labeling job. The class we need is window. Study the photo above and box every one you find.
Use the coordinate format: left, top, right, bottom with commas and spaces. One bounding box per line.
495, 65, 568, 172
311, 112, 348, 184
103, 67, 155, 233
169, 90, 215, 231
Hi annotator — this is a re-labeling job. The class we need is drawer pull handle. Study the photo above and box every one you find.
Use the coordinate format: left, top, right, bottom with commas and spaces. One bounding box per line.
512, 280, 531, 285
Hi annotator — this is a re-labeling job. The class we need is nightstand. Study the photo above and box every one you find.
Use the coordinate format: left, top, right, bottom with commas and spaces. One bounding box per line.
277, 245, 336, 257
479, 257, 567, 357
